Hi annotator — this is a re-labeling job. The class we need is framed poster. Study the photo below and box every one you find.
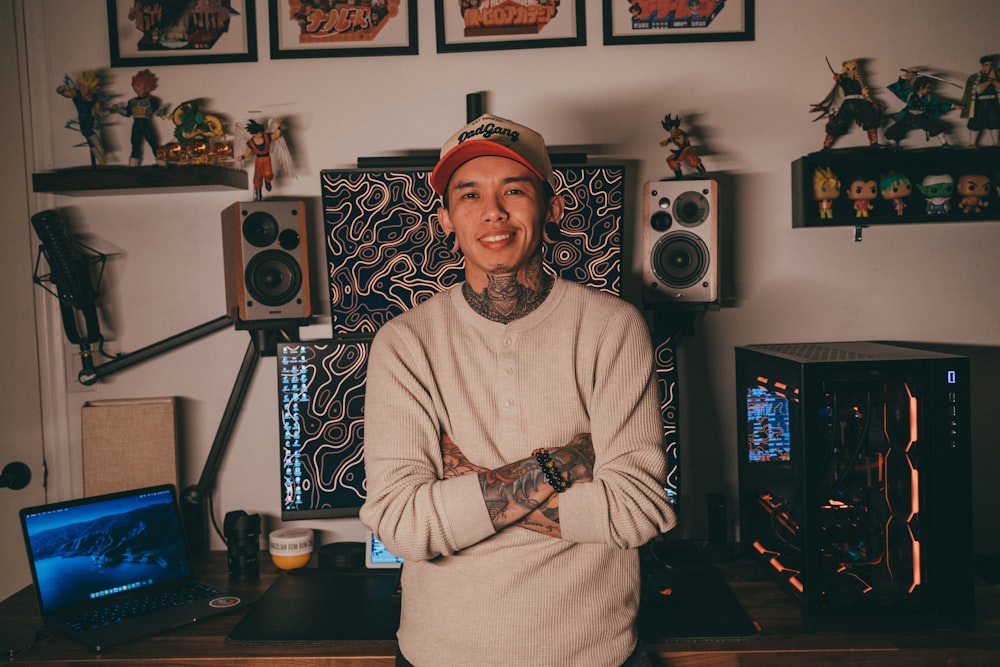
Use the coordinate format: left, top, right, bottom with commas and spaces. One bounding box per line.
107, 0, 257, 67
435, 0, 585, 53
603, 0, 754, 45
268, 0, 418, 58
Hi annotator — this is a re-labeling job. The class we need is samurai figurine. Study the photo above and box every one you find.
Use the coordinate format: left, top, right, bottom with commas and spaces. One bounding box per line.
811, 59, 883, 149
884, 69, 961, 146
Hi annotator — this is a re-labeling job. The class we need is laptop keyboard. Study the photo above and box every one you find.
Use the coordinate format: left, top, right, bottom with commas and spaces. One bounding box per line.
62, 582, 221, 632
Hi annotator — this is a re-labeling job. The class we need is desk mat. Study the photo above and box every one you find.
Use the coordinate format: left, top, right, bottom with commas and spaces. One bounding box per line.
227, 559, 759, 644
638, 560, 760, 641
227, 569, 399, 644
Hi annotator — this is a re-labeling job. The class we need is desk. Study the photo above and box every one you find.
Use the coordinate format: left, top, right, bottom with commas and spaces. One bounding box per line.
2, 553, 998, 666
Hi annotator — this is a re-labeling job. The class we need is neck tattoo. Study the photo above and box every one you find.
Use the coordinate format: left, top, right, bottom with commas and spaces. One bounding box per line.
463, 258, 553, 324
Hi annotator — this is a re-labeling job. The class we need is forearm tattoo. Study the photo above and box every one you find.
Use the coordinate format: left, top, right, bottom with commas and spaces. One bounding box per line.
478, 460, 546, 529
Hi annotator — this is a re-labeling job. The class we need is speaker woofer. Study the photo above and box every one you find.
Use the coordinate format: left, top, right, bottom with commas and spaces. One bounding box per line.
244, 250, 302, 306
650, 231, 709, 289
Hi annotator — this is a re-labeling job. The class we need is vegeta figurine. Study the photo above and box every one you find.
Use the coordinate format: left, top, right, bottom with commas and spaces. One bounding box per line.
57, 70, 107, 167
846, 176, 878, 218
116, 69, 167, 166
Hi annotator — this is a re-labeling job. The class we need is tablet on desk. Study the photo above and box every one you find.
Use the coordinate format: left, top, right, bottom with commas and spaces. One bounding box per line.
365, 531, 404, 569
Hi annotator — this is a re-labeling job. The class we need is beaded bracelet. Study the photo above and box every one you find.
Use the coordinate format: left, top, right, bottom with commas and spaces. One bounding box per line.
533, 448, 571, 493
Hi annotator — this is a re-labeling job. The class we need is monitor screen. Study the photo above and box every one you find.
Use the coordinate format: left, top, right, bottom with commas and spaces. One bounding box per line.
745, 386, 791, 462
278, 339, 369, 519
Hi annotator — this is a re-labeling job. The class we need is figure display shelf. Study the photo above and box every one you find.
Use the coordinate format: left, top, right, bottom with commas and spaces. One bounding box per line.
792, 147, 999, 228
40, 75, 247, 195
32, 164, 248, 196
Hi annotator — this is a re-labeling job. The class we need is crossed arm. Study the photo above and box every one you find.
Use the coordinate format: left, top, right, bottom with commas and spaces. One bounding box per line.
440, 433, 595, 538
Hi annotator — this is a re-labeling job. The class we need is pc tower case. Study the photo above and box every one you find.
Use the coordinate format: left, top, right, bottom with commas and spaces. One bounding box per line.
735, 342, 974, 631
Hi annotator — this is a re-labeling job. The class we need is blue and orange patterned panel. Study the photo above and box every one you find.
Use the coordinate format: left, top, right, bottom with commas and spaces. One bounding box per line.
320, 166, 625, 335
653, 335, 680, 505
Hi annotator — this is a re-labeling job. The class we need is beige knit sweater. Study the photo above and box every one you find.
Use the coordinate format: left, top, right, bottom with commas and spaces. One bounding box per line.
360, 278, 677, 666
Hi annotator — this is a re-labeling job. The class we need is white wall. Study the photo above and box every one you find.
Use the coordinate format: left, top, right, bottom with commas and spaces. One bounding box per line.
16, 1, 1000, 554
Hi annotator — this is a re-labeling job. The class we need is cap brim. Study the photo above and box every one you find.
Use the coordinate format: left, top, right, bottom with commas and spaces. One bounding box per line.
430, 140, 546, 195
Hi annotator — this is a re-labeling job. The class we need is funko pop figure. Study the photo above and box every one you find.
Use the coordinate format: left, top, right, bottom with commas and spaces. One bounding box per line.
956, 173, 992, 214
916, 174, 955, 215
880, 172, 912, 217
847, 176, 878, 218
813, 166, 841, 219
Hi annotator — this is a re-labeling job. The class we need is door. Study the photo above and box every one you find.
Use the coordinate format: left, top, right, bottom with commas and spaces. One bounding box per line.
0, 0, 47, 602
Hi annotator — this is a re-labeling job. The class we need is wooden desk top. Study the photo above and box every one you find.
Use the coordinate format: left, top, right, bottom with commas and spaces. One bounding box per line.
2, 553, 998, 666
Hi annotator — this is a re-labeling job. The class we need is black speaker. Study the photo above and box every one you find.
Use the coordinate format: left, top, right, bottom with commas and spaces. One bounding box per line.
642, 180, 718, 303
221, 201, 311, 322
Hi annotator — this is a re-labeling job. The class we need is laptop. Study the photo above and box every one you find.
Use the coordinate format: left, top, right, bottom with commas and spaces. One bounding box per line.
18, 484, 252, 651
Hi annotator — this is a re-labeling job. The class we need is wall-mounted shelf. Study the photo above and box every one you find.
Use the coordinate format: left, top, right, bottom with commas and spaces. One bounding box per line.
792, 146, 1000, 228
32, 165, 248, 196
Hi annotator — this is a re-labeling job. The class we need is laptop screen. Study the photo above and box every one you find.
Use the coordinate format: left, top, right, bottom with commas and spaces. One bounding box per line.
20, 485, 194, 614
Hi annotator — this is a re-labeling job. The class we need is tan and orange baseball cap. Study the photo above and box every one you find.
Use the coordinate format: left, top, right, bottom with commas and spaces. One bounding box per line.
430, 114, 555, 195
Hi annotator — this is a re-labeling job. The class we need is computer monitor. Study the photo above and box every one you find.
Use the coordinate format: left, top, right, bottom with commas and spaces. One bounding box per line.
278, 338, 368, 519
275, 163, 679, 520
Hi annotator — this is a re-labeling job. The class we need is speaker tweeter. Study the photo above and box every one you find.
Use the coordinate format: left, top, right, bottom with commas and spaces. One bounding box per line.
221, 201, 311, 323
642, 180, 718, 303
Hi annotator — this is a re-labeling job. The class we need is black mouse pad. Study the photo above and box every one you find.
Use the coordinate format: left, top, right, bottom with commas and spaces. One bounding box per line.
638, 561, 760, 641
227, 569, 399, 644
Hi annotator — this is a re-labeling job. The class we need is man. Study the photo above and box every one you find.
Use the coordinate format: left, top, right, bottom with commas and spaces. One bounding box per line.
360, 114, 677, 666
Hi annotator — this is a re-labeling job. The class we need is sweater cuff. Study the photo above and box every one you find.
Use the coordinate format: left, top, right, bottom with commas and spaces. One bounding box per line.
441, 473, 496, 549
556, 484, 603, 543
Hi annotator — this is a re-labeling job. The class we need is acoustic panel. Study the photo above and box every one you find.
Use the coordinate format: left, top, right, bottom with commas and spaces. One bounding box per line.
82, 397, 179, 497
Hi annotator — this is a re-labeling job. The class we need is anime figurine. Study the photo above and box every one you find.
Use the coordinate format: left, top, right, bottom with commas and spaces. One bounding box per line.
879, 171, 912, 217
659, 114, 706, 178
115, 69, 168, 166
813, 166, 841, 219
846, 176, 878, 218
916, 174, 955, 215
955, 173, 992, 214
884, 69, 961, 146
811, 59, 883, 149
960, 55, 1000, 147
168, 99, 224, 145
235, 118, 294, 201
57, 70, 107, 167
